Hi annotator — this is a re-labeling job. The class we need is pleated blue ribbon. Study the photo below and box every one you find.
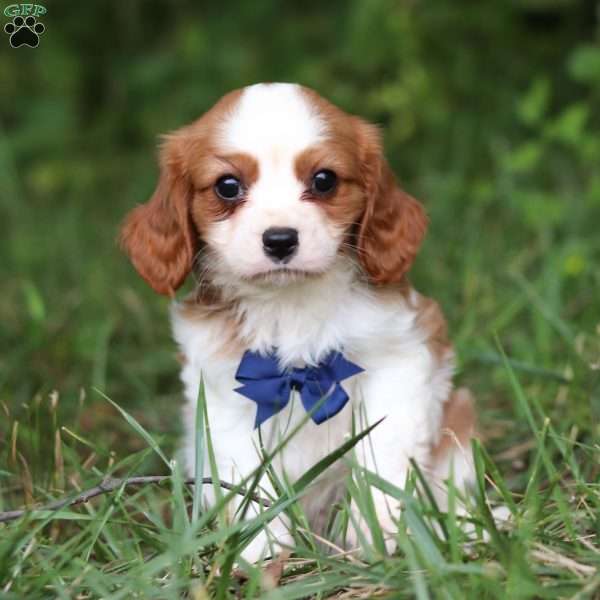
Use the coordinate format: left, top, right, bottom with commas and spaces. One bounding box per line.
234, 349, 363, 428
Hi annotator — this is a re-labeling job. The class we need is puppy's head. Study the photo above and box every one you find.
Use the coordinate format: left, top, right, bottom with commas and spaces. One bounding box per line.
120, 83, 428, 296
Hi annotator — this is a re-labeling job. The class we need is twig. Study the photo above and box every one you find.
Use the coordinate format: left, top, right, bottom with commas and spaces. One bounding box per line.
0, 476, 271, 524
531, 542, 596, 578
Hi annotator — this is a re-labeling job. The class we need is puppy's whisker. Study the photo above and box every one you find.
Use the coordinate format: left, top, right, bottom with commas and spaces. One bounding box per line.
339, 241, 372, 259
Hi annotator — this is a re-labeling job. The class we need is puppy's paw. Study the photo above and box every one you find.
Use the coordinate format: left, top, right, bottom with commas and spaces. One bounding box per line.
239, 522, 295, 564
345, 497, 398, 555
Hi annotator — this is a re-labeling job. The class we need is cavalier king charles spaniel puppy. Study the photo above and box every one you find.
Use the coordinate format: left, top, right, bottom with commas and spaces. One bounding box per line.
121, 83, 476, 561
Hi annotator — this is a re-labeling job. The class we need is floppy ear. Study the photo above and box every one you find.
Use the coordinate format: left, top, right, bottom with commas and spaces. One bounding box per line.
120, 138, 197, 296
356, 122, 428, 284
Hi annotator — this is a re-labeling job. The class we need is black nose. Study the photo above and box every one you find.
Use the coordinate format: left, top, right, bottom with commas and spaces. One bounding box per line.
262, 227, 299, 262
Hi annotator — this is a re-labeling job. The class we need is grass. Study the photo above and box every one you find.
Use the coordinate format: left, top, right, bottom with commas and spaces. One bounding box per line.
1, 10, 600, 593
0, 369, 598, 598
1, 169, 600, 595
1, 182, 599, 598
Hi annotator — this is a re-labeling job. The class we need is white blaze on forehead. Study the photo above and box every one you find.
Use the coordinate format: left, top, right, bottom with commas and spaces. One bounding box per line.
220, 83, 326, 158
206, 83, 340, 281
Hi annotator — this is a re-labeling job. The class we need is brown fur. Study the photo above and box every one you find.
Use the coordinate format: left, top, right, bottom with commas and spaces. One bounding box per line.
294, 88, 369, 235
409, 291, 477, 467
430, 387, 477, 465
120, 89, 244, 296
412, 292, 453, 364
298, 87, 429, 284
119, 147, 197, 296
121, 85, 428, 294
354, 121, 429, 285
294, 141, 365, 236
189, 151, 259, 236
177, 285, 243, 358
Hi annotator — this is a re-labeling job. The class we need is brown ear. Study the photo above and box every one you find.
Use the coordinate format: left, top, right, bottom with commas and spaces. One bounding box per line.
120, 139, 197, 296
356, 122, 428, 284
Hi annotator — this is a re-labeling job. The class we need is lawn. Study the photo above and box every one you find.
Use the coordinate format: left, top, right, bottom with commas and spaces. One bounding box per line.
1, 2, 599, 598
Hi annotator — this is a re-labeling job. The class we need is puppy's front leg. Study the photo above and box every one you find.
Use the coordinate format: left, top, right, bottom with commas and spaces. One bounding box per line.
198, 446, 295, 563
181, 388, 294, 563
203, 481, 294, 564
346, 359, 443, 553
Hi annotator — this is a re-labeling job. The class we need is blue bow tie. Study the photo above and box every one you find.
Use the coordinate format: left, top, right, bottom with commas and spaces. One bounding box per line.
234, 350, 363, 428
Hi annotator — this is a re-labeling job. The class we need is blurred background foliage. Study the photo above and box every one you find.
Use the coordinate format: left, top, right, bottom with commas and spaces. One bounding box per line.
0, 0, 599, 484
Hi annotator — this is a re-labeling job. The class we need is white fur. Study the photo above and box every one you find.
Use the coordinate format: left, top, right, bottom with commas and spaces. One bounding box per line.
169, 84, 467, 561
207, 83, 343, 281
173, 262, 455, 559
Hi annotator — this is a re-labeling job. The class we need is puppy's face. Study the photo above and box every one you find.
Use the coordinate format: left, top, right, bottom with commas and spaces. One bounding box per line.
121, 83, 428, 296
191, 85, 362, 284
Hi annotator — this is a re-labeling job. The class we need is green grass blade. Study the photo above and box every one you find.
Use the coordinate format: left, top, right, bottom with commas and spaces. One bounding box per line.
96, 389, 170, 469
191, 375, 206, 524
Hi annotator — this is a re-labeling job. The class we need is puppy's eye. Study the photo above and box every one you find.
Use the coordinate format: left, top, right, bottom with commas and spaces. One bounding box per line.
311, 169, 337, 195
215, 175, 243, 201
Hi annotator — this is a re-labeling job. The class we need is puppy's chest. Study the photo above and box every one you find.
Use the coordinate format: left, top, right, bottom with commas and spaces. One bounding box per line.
174, 288, 435, 427
191, 350, 363, 473
175, 293, 445, 482
178, 318, 427, 427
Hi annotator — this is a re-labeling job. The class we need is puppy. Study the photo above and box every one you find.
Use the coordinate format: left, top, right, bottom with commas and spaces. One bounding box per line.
121, 83, 476, 560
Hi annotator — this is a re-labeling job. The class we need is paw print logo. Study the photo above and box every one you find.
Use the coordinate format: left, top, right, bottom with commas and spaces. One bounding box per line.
4, 15, 45, 48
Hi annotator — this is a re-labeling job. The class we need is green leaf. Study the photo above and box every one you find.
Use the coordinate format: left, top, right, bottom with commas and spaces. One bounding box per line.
545, 103, 589, 146
22, 280, 46, 324
517, 78, 550, 126
568, 44, 600, 84
505, 142, 542, 174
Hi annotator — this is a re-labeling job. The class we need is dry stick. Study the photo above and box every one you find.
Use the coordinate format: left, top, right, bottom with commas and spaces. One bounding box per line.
0, 476, 272, 524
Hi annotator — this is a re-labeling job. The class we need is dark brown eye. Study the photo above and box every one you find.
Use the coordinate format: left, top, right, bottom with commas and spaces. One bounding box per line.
215, 175, 242, 201
311, 169, 337, 195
